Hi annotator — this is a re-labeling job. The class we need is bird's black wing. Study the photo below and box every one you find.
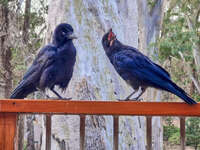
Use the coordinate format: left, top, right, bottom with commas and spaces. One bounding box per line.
23, 44, 57, 80
152, 62, 170, 78
124, 46, 171, 78
10, 44, 57, 99
112, 49, 171, 89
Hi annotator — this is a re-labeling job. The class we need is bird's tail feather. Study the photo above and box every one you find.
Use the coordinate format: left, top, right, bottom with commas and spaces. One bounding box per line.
10, 80, 36, 99
168, 81, 197, 105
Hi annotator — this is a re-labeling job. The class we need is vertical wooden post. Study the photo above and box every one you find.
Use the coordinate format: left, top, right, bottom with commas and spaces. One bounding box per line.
146, 116, 152, 150
180, 117, 185, 150
80, 115, 85, 150
113, 116, 119, 150
46, 114, 51, 150
0, 113, 18, 150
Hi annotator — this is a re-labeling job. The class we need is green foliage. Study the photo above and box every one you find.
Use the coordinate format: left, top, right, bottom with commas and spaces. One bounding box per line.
163, 117, 180, 144
158, 0, 200, 62
157, 0, 200, 99
147, 0, 156, 11
192, 93, 200, 102
23, 143, 27, 150
163, 125, 180, 143
164, 117, 200, 148
159, 15, 197, 62
168, 132, 180, 145
186, 117, 200, 149
161, 5, 200, 139
0, 0, 9, 5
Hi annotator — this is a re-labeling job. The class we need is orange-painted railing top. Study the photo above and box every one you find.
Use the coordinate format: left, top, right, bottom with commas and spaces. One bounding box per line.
0, 99, 199, 116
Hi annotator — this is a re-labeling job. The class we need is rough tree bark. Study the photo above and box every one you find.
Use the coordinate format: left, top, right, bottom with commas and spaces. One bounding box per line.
23, 0, 31, 43
0, 3, 12, 98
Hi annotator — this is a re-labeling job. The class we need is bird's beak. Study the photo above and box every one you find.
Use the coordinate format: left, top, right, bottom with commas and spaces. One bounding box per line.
68, 33, 78, 39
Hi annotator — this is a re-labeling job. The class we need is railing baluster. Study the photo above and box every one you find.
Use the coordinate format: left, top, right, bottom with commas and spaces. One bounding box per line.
46, 114, 51, 150
113, 116, 119, 150
0, 113, 18, 150
80, 115, 85, 150
180, 117, 185, 150
146, 116, 152, 150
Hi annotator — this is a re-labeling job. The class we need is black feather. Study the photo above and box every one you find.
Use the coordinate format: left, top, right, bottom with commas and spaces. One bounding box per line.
10, 23, 77, 99
102, 30, 197, 104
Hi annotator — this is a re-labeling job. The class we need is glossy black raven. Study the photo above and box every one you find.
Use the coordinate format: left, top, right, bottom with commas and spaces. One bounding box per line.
102, 29, 197, 104
10, 23, 77, 99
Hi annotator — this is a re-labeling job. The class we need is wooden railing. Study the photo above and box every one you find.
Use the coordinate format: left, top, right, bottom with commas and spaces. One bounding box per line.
0, 99, 199, 150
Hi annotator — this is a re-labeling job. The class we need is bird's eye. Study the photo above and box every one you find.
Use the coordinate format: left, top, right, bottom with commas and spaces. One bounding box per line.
62, 31, 66, 36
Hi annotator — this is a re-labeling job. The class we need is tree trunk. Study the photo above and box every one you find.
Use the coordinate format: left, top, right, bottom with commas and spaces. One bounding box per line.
23, 0, 31, 44
46, 0, 146, 149
0, 3, 13, 98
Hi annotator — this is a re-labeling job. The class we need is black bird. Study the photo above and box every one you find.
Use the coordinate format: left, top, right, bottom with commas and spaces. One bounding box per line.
102, 29, 197, 104
10, 23, 77, 99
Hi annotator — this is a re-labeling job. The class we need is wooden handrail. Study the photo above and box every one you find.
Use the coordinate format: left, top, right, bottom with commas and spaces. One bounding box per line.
0, 99, 199, 116
0, 99, 200, 150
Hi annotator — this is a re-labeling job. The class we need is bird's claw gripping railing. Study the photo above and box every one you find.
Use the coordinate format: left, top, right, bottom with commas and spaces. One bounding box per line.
0, 99, 199, 150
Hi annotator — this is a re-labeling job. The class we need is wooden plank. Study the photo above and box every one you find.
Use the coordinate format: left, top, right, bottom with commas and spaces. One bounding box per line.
80, 115, 85, 150
180, 117, 185, 150
113, 116, 119, 150
46, 114, 51, 150
1, 100, 200, 116
146, 117, 152, 150
0, 113, 18, 150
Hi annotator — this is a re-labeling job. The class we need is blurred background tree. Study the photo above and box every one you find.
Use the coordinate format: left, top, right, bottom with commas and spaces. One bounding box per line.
0, 0, 47, 99
0, 0, 48, 149
158, 0, 200, 101
159, 0, 200, 149
186, 117, 200, 150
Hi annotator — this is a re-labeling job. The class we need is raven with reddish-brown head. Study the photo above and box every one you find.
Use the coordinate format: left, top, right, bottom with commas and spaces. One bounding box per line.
10, 23, 77, 99
102, 29, 196, 104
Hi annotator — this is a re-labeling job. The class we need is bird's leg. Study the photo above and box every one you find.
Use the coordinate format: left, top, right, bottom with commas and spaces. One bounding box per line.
133, 87, 146, 101
50, 87, 71, 100
138, 116, 141, 128
51, 88, 63, 99
124, 90, 137, 100
45, 94, 50, 99
117, 90, 137, 101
